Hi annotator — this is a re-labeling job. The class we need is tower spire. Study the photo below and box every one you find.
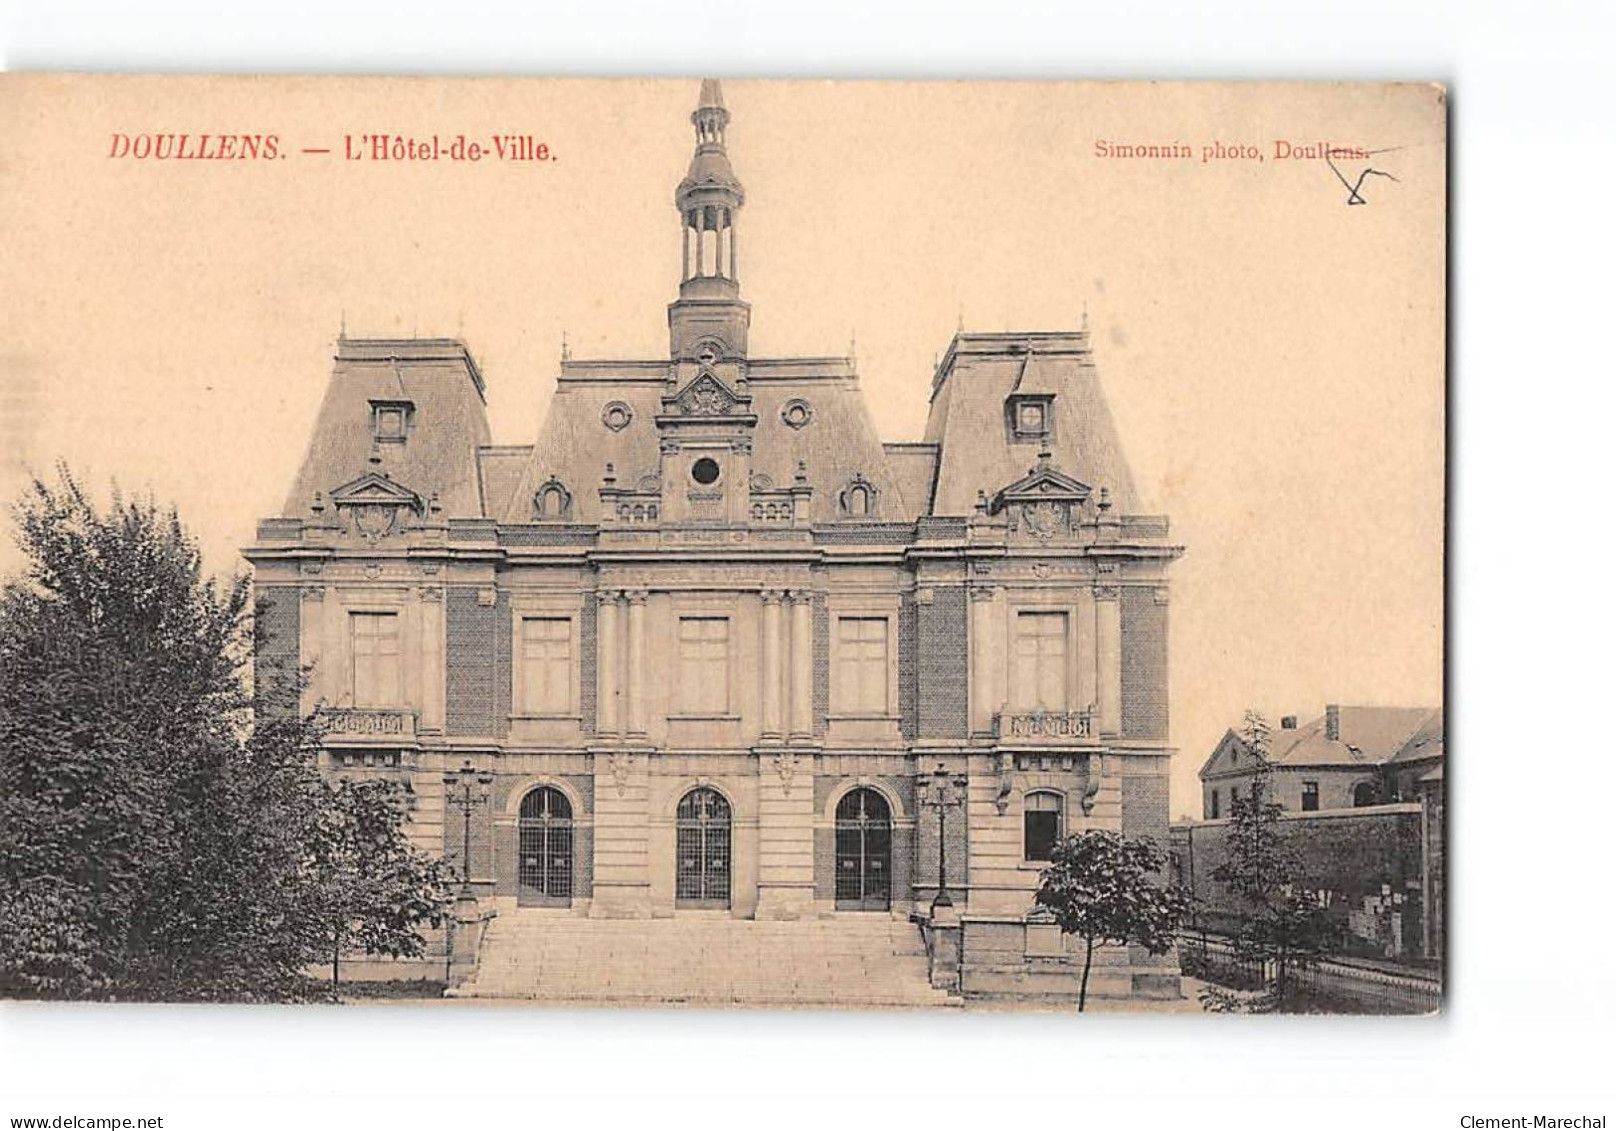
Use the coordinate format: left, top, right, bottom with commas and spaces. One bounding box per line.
669, 78, 750, 360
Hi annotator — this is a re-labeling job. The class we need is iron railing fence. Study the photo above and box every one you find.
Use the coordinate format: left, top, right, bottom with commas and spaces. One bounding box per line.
1178, 931, 1441, 1014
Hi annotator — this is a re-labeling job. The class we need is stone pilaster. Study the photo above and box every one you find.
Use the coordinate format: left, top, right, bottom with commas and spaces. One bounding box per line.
760, 589, 785, 740
1095, 584, 1122, 736
625, 589, 648, 739
969, 585, 1000, 735
418, 585, 445, 732
788, 589, 813, 741
596, 590, 621, 738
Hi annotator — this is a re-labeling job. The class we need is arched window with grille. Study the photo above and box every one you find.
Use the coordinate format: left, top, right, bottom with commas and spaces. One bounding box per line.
518, 786, 574, 907
675, 787, 732, 908
834, 787, 893, 911
1023, 791, 1064, 863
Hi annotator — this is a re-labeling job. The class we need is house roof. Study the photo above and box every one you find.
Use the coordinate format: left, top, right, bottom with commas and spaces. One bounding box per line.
1201, 706, 1443, 779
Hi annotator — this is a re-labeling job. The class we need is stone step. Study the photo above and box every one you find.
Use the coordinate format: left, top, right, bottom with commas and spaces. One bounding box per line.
451, 913, 955, 1008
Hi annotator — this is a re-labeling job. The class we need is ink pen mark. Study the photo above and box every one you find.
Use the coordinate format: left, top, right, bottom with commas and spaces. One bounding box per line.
1326, 146, 1404, 206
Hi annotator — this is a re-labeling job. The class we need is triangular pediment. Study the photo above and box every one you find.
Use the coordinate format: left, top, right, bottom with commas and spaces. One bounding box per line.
665, 370, 750, 418
990, 458, 1090, 513
329, 471, 423, 511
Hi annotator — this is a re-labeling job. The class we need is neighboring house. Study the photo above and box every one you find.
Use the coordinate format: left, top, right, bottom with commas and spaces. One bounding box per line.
1199, 705, 1443, 818
247, 80, 1185, 1001
1174, 704, 1446, 965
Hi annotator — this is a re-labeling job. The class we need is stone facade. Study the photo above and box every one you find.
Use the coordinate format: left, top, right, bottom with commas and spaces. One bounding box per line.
246, 80, 1183, 1000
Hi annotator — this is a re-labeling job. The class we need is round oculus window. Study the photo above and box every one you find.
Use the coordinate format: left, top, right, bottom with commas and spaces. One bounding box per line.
690, 457, 721, 486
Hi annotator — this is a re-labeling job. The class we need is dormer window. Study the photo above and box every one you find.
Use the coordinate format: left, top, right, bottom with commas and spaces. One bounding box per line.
837, 474, 879, 518
1005, 394, 1054, 444
370, 399, 415, 444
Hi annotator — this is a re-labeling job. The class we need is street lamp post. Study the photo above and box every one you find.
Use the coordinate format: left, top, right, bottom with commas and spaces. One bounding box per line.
925, 763, 964, 912
443, 760, 495, 901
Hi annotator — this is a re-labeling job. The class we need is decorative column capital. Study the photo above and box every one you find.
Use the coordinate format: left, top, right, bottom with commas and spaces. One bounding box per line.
1094, 584, 1121, 602
786, 588, 814, 605
597, 588, 624, 607
760, 588, 786, 605
969, 585, 998, 603
624, 588, 649, 606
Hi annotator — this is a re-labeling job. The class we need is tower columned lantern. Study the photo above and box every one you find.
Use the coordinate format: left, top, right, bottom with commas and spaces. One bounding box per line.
670, 78, 750, 360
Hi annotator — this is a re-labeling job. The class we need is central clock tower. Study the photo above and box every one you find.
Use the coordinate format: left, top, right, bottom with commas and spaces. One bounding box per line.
668, 77, 750, 363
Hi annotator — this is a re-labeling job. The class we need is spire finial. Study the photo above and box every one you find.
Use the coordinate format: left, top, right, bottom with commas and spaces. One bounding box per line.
561, 330, 570, 361
691, 78, 731, 146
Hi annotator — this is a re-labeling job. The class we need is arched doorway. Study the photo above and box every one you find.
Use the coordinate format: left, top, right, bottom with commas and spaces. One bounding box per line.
834, 787, 892, 911
675, 787, 731, 909
518, 786, 573, 907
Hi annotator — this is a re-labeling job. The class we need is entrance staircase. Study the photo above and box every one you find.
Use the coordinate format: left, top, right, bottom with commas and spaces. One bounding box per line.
450, 912, 957, 1009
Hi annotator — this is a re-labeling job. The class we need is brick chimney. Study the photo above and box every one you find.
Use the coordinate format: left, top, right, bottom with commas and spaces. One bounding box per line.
1325, 704, 1340, 742
1280, 716, 1297, 730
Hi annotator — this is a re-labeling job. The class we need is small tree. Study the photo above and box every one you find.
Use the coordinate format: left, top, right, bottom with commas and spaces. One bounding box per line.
1209, 710, 1341, 1011
309, 777, 454, 995
1034, 829, 1192, 1012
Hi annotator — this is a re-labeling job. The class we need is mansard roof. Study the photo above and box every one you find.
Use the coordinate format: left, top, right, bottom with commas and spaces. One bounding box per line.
499, 355, 920, 524
923, 332, 1141, 517
280, 338, 491, 521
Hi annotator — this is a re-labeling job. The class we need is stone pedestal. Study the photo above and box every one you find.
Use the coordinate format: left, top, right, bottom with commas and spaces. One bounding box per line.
754, 748, 815, 920
590, 748, 653, 917
925, 903, 962, 991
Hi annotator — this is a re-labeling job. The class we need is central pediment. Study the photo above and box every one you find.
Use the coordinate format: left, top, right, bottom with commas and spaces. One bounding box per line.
658, 369, 756, 425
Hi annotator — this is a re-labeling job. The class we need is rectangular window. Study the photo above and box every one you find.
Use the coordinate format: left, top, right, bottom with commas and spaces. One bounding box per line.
1013, 611, 1069, 711
1023, 792, 1064, 862
521, 617, 572, 715
1302, 781, 1320, 811
369, 398, 414, 443
350, 611, 401, 707
833, 616, 889, 714
1209, 789, 1220, 819
676, 617, 730, 714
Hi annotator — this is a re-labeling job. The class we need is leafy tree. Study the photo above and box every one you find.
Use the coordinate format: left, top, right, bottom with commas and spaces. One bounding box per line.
1208, 710, 1342, 1011
0, 467, 444, 1001
309, 776, 453, 993
1033, 829, 1192, 1012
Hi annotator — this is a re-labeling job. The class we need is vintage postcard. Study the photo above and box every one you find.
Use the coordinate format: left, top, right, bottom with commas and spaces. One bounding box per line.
0, 76, 1445, 1013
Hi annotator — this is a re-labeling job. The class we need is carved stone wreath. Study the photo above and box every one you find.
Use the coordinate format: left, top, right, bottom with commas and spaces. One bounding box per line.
780, 398, 813, 430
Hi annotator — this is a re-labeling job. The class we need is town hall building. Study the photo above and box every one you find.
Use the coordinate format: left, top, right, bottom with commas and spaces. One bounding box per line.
248, 80, 1184, 1002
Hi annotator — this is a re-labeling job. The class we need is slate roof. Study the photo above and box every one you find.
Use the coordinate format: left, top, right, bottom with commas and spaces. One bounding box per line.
1201, 706, 1444, 779
280, 338, 491, 520
923, 332, 1142, 517
499, 357, 924, 524
273, 87, 1158, 536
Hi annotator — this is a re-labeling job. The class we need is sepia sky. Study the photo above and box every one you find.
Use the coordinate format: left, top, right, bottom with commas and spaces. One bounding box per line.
0, 76, 1445, 817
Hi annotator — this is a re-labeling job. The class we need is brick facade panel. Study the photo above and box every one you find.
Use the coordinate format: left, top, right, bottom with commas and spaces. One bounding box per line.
917, 587, 968, 738
898, 598, 919, 740
1121, 587, 1168, 740
446, 588, 511, 738
253, 586, 301, 720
